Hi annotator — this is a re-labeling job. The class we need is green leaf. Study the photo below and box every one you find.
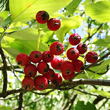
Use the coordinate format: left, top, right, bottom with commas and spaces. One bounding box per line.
0, 106, 12, 110
75, 101, 96, 110
3, 47, 21, 59
84, 1, 110, 22
2, 28, 48, 58
56, 15, 83, 43
0, 17, 4, 25
9, 0, 72, 22
95, 59, 110, 73
66, 0, 82, 14
90, 90, 110, 98
1, 16, 12, 27
0, 11, 9, 19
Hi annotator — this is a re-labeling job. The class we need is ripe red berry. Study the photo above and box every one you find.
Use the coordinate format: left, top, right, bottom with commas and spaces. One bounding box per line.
47, 18, 61, 31
36, 11, 49, 24
60, 61, 74, 75
73, 59, 84, 72
69, 33, 81, 45
22, 77, 34, 91
51, 73, 62, 86
43, 50, 54, 62
16, 53, 29, 66
24, 64, 37, 77
37, 61, 49, 74
77, 43, 87, 54
34, 75, 48, 91
51, 57, 64, 70
43, 69, 55, 80
85, 51, 98, 63
29, 50, 42, 63
62, 72, 75, 81
67, 48, 79, 61
50, 41, 64, 55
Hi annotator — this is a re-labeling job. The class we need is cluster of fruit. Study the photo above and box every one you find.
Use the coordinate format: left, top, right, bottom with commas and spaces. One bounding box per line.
16, 33, 98, 91
16, 10, 99, 91
36, 10, 61, 31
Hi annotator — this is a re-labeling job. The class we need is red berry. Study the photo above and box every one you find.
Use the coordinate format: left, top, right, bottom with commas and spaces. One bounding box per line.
60, 61, 74, 75
34, 75, 48, 91
67, 48, 79, 61
16, 53, 29, 66
69, 33, 81, 45
22, 77, 34, 91
37, 61, 49, 74
85, 51, 98, 63
62, 72, 75, 81
43, 69, 55, 80
24, 64, 37, 77
43, 50, 54, 62
36, 11, 49, 24
51, 57, 64, 70
51, 73, 62, 86
73, 59, 84, 72
50, 41, 64, 55
77, 43, 87, 54
29, 50, 42, 63
47, 18, 61, 31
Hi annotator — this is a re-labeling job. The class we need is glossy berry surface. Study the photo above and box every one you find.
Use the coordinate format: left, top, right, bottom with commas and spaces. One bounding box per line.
77, 43, 87, 54
16, 53, 29, 66
36, 11, 49, 24
67, 48, 79, 61
50, 41, 64, 55
85, 51, 98, 63
51, 73, 62, 86
29, 50, 42, 63
24, 64, 37, 77
43, 69, 55, 80
34, 75, 48, 91
60, 61, 74, 75
22, 77, 34, 91
47, 18, 61, 31
51, 57, 64, 70
43, 50, 54, 62
69, 33, 81, 45
37, 61, 49, 74
62, 72, 75, 81
73, 59, 84, 72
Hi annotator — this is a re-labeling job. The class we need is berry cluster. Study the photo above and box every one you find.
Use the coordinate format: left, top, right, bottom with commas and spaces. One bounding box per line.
16, 42, 64, 91
36, 11, 61, 31
16, 32, 98, 91
16, 10, 98, 91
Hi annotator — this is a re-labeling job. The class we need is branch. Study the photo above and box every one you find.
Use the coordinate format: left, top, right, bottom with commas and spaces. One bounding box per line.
18, 93, 23, 110
75, 51, 110, 77
0, 79, 110, 98
84, 23, 103, 43
7, 57, 22, 82
0, 46, 7, 98
62, 92, 77, 110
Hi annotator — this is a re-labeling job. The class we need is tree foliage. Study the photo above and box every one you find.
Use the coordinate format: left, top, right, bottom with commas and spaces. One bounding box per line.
0, 0, 110, 110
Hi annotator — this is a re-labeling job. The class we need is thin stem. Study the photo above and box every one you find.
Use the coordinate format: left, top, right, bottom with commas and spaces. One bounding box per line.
0, 24, 11, 43
36, 23, 40, 50
84, 70, 89, 79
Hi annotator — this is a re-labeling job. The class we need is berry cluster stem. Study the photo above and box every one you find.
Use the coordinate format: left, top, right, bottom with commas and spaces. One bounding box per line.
37, 23, 40, 51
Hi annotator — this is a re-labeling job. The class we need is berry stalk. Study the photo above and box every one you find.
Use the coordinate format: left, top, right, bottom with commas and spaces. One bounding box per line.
36, 23, 41, 50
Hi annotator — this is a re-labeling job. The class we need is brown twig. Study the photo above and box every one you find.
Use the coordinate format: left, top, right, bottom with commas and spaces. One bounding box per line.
62, 91, 77, 110
83, 23, 103, 43
0, 79, 110, 98
0, 46, 7, 98
18, 93, 23, 110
